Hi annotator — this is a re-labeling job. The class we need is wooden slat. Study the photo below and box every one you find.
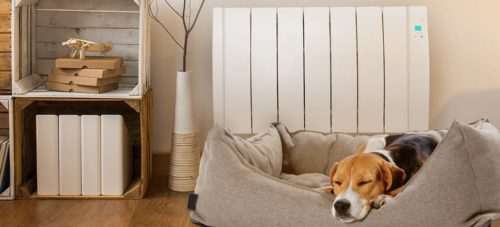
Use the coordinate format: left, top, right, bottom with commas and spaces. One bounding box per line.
408, 6, 430, 130
0, 52, 10, 70
0, 71, 11, 91
136, 0, 148, 96
277, 8, 304, 132
304, 7, 330, 132
357, 7, 384, 133
31, 4, 37, 73
0, 112, 8, 128
20, 6, 28, 79
223, 8, 251, 133
36, 11, 140, 28
36, 0, 139, 11
37, 42, 139, 61
0, 0, 11, 12
251, 8, 277, 133
0, 15, 10, 32
0, 33, 10, 52
36, 28, 139, 45
383, 7, 409, 133
212, 8, 224, 126
331, 7, 358, 133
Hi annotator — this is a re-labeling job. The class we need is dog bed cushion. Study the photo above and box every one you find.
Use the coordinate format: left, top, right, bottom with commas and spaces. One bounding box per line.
191, 120, 500, 227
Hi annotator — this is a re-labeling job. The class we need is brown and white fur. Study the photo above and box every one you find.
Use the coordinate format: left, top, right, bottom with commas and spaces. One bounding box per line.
328, 134, 438, 222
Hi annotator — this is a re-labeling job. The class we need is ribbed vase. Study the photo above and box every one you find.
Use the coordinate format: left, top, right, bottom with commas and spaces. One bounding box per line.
168, 71, 200, 192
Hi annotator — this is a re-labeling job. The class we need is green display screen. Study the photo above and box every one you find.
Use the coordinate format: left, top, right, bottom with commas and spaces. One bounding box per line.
415, 25, 423, 31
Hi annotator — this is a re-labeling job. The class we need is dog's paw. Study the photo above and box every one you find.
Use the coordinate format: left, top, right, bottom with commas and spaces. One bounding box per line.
370, 194, 393, 209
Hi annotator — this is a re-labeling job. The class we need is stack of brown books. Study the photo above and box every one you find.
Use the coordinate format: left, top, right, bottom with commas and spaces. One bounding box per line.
46, 57, 126, 94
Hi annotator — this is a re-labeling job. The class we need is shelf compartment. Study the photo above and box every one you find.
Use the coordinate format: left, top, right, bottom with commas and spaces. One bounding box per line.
14, 89, 152, 199
12, 0, 151, 99
0, 95, 14, 200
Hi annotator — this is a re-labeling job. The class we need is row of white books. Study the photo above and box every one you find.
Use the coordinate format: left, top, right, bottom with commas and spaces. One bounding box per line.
0, 137, 9, 195
36, 115, 130, 196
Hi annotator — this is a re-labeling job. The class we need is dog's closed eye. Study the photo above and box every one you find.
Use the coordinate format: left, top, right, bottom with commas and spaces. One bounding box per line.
357, 180, 372, 186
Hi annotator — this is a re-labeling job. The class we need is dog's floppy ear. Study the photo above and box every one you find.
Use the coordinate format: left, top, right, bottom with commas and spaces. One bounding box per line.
328, 162, 339, 186
381, 162, 406, 191
356, 142, 368, 154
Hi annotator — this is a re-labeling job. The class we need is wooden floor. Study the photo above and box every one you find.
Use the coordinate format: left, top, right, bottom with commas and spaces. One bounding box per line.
1, 151, 499, 227
0, 176, 196, 227
1, 176, 500, 226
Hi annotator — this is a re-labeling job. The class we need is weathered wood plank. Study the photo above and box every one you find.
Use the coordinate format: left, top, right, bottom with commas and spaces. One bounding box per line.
37, 59, 138, 77
0, 33, 10, 52
37, 42, 139, 61
0, 53, 10, 70
36, 27, 139, 45
36, 0, 139, 11
0, 0, 10, 12
0, 71, 11, 91
0, 112, 8, 128
0, 15, 10, 32
37, 11, 140, 28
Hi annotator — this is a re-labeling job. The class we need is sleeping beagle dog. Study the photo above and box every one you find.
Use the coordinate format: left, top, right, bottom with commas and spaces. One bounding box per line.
328, 134, 438, 222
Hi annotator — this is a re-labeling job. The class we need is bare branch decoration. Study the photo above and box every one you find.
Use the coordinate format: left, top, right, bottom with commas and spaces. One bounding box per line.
148, 0, 206, 72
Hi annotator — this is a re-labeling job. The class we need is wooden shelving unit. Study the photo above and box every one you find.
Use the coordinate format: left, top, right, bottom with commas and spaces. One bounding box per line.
0, 0, 13, 201
8, 0, 153, 200
0, 96, 13, 200
14, 89, 152, 199
0, 0, 11, 93
12, 0, 151, 98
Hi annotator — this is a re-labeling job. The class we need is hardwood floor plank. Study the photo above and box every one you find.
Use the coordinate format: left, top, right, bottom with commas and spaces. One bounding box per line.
129, 176, 195, 227
2, 153, 496, 227
0, 176, 194, 227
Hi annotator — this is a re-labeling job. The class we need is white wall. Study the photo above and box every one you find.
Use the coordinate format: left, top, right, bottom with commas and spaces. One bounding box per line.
151, 0, 500, 153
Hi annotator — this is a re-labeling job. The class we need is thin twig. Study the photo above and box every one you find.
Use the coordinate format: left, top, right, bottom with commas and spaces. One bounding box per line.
188, 0, 192, 27
147, 0, 184, 49
188, 0, 205, 33
181, 0, 188, 32
163, 0, 182, 18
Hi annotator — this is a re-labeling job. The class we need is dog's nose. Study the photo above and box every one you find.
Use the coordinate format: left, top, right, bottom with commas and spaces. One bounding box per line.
334, 200, 351, 214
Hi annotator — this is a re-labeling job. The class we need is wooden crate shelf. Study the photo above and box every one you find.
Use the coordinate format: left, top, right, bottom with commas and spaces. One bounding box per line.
14, 89, 152, 199
0, 0, 11, 94
12, 0, 151, 98
0, 95, 13, 200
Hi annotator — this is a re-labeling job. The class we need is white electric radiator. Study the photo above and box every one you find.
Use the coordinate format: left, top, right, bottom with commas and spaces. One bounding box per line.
213, 7, 430, 134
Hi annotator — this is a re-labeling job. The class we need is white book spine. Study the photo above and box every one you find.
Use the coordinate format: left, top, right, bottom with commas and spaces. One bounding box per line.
81, 115, 101, 196
36, 115, 59, 195
101, 115, 130, 196
59, 115, 82, 195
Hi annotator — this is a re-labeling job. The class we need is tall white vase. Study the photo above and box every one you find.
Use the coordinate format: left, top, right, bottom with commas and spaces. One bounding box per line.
174, 71, 195, 134
169, 71, 200, 192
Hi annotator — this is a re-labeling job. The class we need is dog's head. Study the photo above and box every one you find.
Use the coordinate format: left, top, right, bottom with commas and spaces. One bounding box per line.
328, 146, 406, 222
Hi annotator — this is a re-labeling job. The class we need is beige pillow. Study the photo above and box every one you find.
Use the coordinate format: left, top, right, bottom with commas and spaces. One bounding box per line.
225, 125, 283, 178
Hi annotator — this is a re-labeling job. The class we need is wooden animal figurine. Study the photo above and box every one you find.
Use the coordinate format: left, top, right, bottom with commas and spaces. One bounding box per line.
62, 38, 113, 60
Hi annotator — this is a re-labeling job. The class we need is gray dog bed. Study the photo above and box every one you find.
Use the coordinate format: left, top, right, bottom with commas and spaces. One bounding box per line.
190, 120, 500, 227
